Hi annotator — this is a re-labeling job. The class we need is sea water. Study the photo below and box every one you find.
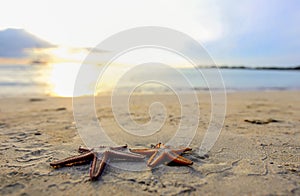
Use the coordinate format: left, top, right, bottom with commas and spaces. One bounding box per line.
0, 64, 300, 97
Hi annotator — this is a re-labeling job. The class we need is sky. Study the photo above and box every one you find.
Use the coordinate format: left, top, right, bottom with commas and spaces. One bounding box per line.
0, 0, 299, 66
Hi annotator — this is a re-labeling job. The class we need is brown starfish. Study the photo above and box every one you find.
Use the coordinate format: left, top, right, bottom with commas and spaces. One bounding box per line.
130, 143, 193, 167
50, 145, 145, 181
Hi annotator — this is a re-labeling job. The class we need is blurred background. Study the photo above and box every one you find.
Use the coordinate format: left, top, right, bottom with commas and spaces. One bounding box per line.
0, 0, 299, 97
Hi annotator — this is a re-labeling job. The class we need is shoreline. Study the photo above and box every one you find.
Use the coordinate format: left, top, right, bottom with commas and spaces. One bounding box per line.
2, 88, 300, 99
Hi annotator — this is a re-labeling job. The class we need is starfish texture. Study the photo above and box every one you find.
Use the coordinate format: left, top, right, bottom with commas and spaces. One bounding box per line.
50, 145, 145, 181
130, 143, 193, 167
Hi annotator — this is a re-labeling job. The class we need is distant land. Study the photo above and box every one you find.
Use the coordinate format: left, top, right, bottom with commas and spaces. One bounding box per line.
197, 65, 300, 71
0, 28, 54, 58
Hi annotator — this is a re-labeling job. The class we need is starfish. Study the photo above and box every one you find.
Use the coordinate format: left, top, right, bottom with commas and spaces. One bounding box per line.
130, 143, 193, 168
50, 145, 145, 181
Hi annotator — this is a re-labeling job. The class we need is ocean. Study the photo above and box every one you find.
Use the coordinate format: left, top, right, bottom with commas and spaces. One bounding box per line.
0, 64, 300, 97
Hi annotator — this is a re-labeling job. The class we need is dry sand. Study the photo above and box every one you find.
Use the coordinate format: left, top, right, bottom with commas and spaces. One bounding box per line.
0, 91, 299, 195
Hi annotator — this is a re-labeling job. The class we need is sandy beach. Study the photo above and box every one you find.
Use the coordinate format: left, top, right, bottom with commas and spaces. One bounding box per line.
0, 91, 299, 195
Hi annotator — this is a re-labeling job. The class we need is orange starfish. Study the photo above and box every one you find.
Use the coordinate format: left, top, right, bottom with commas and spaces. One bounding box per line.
130, 143, 193, 167
50, 145, 145, 181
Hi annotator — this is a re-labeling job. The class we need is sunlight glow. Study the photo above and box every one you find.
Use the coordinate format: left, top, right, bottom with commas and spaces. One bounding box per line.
48, 47, 198, 97
0, 0, 222, 47
35, 47, 88, 63
48, 63, 82, 97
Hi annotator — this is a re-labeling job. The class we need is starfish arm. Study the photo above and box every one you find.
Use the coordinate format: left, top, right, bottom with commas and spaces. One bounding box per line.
78, 146, 91, 153
154, 143, 162, 148
108, 149, 145, 160
110, 145, 128, 150
147, 151, 168, 167
172, 147, 192, 155
130, 148, 158, 156
90, 153, 108, 181
79, 145, 128, 153
50, 151, 94, 168
166, 151, 193, 165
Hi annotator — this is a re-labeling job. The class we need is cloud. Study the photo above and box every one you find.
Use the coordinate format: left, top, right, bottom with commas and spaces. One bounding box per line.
0, 28, 54, 58
1, 0, 299, 66
0, 0, 223, 47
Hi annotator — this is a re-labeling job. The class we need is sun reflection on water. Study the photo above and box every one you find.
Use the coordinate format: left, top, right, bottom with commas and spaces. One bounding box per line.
48, 62, 82, 97
47, 62, 118, 97
43, 46, 100, 97
45, 47, 187, 97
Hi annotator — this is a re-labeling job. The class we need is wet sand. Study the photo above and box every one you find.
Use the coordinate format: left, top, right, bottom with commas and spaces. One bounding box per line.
0, 91, 299, 195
